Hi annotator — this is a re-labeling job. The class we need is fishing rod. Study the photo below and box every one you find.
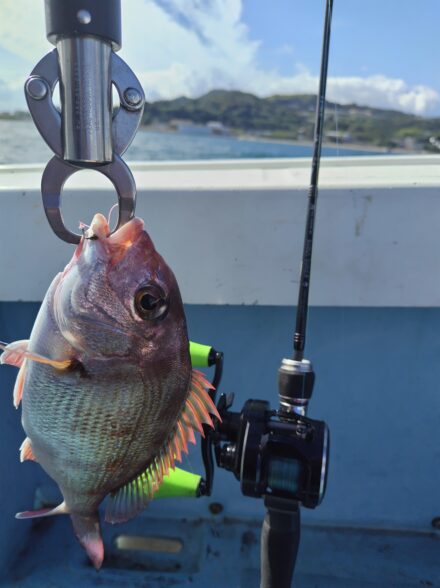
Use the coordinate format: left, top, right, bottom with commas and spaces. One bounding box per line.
24, 1, 332, 586
205, 2, 333, 586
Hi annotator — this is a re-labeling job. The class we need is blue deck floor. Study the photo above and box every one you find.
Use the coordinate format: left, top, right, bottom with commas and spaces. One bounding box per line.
3, 514, 439, 587
1, 303, 440, 586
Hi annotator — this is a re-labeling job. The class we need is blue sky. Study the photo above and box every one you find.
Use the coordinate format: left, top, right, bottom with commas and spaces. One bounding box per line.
244, 1, 438, 88
0, 0, 438, 115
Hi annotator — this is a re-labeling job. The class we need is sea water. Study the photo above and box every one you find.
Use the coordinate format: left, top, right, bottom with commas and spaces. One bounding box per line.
0, 119, 382, 165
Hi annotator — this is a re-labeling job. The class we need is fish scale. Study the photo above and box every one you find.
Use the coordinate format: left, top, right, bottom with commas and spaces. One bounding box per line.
23, 363, 143, 505
1, 214, 218, 569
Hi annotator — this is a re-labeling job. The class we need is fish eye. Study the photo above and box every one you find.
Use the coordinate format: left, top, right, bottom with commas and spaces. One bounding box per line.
134, 283, 169, 321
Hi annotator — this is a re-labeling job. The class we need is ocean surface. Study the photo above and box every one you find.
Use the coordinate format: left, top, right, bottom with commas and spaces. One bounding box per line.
0, 119, 382, 165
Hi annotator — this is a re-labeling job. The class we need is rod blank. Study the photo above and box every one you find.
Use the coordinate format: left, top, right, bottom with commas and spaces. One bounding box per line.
293, 0, 334, 361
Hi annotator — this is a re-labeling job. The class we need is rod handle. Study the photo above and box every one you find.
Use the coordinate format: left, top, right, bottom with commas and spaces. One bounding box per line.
260, 502, 301, 588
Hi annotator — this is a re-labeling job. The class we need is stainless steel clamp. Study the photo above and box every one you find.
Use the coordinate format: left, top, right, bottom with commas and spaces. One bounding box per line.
25, 0, 145, 244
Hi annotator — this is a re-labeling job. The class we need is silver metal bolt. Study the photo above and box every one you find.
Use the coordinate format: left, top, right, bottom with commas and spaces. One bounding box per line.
123, 87, 143, 109
25, 77, 48, 100
77, 9, 92, 24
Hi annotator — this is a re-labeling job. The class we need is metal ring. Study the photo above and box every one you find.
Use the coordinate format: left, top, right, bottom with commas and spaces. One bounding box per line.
111, 52, 145, 155
41, 155, 137, 244
25, 50, 144, 160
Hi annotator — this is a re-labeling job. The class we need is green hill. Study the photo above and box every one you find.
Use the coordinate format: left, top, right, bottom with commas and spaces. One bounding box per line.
143, 90, 440, 151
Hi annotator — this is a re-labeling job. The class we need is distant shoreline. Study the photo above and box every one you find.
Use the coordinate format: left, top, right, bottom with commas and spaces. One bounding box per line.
236, 133, 399, 154
0, 118, 423, 156
140, 124, 419, 155
2, 87, 439, 157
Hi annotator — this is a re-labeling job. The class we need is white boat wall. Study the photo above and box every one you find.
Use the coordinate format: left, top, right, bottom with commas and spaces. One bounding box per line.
0, 155, 439, 586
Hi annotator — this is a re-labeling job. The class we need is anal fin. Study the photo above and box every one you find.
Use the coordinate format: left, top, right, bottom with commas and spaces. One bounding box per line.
105, 471, 152, 524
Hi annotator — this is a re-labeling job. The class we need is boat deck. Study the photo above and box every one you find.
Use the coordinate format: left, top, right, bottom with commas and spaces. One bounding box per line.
1, 156, 440, 586
5, 514, 440, 587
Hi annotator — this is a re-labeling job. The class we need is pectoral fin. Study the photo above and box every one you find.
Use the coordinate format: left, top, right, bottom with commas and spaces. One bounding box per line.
0, 340, 29, 367
0, 340, 71, 370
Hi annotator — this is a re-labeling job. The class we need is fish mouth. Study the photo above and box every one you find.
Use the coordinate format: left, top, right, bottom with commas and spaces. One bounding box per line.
108, 217, 145, 248
86, 214, 145, 248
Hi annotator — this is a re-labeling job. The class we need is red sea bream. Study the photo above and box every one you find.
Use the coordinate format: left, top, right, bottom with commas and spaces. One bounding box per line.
0, 213, 218, 569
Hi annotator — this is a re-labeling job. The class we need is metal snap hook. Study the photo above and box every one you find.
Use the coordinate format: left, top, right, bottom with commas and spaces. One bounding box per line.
41, 155, 137, 244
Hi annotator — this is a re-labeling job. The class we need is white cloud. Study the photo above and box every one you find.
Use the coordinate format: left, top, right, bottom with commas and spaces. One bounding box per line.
0, 0, 49, 62
0, 0, 438, 116
327, 75, 440, 116
123, 0, 440, 115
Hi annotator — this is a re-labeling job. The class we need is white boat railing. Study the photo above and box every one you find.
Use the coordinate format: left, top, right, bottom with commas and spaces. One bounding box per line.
0, 154, 439, 306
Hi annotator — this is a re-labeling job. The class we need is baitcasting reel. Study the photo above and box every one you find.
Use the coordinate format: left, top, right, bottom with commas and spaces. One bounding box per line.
193, 344, 330, 511
215, 396, 329, 509
194, 344, 330, 588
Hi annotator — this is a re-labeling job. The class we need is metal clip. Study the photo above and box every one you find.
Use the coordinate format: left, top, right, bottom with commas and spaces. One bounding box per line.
25, 49, 144, 160
25, 47, 144, 243
41, 155, 137, 244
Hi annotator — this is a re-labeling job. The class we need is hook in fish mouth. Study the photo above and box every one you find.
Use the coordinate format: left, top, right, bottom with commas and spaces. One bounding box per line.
83, 231, 98, 241
79, 221, 98, 241
81, 214, 145, 252
85, 208, 123, 240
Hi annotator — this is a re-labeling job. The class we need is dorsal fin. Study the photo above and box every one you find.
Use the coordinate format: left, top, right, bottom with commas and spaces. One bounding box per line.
105, 369, 220, 524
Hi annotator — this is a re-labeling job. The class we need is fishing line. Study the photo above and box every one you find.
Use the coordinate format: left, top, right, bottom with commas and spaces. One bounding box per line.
107, 203, 119, 231
181, 447, 196, 475
334, 102, 340, 156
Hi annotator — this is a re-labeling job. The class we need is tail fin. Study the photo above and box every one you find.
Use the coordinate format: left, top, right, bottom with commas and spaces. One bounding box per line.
70, 512, 104, 570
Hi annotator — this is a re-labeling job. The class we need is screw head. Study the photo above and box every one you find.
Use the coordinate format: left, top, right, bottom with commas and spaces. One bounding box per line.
123, 87, 143, 109
25, 77, 48, 101
431, 517, 440, 530
209, 502, 223, 515
77, 9, 92, 24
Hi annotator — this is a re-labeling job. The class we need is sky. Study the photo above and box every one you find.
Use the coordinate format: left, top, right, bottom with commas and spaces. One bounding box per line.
0, 0, 438, 116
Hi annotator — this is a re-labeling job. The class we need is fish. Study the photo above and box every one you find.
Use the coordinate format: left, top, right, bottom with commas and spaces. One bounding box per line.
0, 212, 219, 569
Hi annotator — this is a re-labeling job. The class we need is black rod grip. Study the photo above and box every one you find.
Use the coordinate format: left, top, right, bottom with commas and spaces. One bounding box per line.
45, 0, 122, 49
260, 505, 301, 588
